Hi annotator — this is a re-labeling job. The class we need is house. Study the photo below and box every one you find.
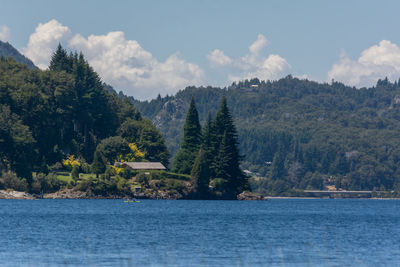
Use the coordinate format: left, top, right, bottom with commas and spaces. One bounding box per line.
115, 162, 166, 171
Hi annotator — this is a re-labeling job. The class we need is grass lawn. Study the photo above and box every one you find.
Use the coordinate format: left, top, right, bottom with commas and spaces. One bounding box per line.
56, 172, 97, 183
56, 172, 73, 183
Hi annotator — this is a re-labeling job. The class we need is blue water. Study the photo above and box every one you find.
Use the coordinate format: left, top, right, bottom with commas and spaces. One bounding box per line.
0, 199, 399, 266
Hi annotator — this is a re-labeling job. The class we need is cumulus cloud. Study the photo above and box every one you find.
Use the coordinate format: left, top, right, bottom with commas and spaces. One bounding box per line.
207, 49, 232, 67
0, 25, 10, 42
23, 19, 71, 69
23, 20, 205, 100
207, 34, 290, 83
328, 40, 400, 87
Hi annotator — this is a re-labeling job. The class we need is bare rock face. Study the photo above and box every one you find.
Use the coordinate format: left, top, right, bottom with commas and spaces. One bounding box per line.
0, 190, 36, 200
237, 191, 266, 200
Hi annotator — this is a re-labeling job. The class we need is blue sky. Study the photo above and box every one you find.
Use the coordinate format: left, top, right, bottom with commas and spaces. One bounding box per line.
1, 0, 400, 99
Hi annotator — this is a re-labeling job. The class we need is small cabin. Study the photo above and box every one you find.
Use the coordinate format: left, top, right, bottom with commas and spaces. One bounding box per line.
115, 162, 166, 171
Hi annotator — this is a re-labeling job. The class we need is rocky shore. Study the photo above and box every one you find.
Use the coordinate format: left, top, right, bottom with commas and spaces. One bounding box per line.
0, 188, 268, 200
0, 190, 36, 200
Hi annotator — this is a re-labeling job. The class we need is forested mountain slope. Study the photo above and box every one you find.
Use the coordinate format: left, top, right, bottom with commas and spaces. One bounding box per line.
132, 77, 400, 192
0, 41, 37, 69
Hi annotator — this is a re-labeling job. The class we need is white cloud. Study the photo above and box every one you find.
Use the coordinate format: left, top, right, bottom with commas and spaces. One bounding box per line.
23, 19, 71, 69
328, 40, 400, 87
207, 49, 232, 67
249, 34, 269, 55
0, 25, 10, 42
207, 34, 290, 83
23, 20, 205, 99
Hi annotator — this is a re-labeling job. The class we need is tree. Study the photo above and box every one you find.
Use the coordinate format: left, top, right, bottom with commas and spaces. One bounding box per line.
191, 148, 210, 198
173, 97, 202, 174
49, 44, 72, 72
92, 150, 106, 178
211, 97, 247, 198
138, 120, 169, 166
96, 136, 130, 164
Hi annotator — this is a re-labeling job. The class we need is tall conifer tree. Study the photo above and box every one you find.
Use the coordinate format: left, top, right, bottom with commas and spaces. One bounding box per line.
212, 97, 247, 197
172, 97, 202, 174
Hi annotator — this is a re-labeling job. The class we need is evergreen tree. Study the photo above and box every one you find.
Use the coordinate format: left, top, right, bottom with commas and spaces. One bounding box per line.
211, 97, 247, 198
92, 150, 106, 178
191, 148, 210, 198
49, 44, 71, 72
173, 97, 202, 174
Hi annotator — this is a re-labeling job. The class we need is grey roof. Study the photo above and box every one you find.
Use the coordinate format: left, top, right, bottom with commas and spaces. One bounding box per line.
116, 162, 166, 170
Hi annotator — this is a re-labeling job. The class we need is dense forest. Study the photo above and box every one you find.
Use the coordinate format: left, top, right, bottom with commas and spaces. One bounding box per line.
0, 45, 169, 193
2, 41, 400, 197
132, 77, 400, 194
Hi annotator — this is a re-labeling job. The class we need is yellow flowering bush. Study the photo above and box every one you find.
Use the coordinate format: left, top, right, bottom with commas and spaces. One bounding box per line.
117, 143, 145, 162
111, 165, 124, 175
62, 155, 81, 171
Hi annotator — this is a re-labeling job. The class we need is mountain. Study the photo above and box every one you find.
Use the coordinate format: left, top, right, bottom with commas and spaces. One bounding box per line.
132, 76, 400, 193
0, 41, 37, 69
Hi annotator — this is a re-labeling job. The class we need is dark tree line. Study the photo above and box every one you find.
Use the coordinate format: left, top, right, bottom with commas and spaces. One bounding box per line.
173, 97, 247, 199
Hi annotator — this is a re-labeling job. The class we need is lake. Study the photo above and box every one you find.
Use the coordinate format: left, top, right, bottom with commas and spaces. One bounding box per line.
0, 199, 399, 266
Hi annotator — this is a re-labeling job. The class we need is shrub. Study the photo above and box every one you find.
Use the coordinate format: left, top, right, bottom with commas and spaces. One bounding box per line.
136, 173, 149, 186
71, 166, 80, 181
37, 173, 65, 193
80, 163, 92, 174
0, 171, 28, 192
62, 155, 81, 171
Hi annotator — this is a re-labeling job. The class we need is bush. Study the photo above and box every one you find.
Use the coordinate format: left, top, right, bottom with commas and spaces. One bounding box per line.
71, 166, 80, 181
119, 168, 135, 179
167, 180, 186, 192
136, 173, 149, 185
80, 163, 92, 174
37, 173, 65, 193
0, 171, 28, 192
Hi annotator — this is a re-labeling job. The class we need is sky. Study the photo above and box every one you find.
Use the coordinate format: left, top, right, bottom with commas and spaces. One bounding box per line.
1, 0, 400, 100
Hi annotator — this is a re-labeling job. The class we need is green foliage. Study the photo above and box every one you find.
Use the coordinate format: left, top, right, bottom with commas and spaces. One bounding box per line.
35, 172, 64, 193
0, 44, 167, 186
91, 150, 106, 177
71, 165, 80, 180
191, 148, 210, 197
172, 97, 201, 174
0, 40, 36, 69
0, 171, 28, 191
133, 76, 400, 193
95, 136, 130, 164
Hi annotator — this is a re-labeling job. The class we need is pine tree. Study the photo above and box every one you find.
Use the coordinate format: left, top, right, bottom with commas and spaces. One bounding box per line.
191, 148, 210, 198
211, 97, 247, 198
49, 44, 72, 72
92, 150, 106, 178
172, 97, 202, 174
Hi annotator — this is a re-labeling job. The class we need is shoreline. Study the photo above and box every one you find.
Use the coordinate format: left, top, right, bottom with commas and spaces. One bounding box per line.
1, 190, 399, 200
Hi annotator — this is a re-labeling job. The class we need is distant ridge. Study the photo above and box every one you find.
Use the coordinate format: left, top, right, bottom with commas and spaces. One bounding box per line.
0, 40, 37, 69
